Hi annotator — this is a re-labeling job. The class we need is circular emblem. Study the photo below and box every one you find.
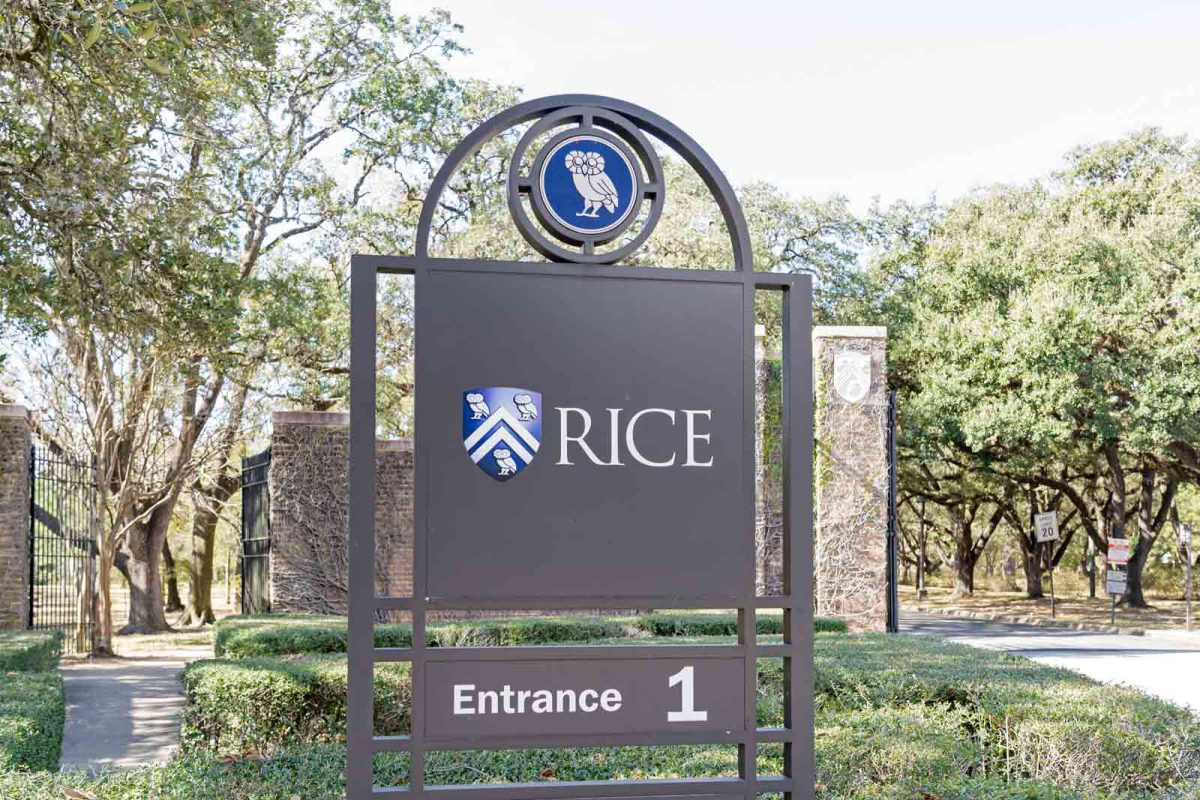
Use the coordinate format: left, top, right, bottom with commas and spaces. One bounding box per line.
538, 135, 637, 236
507, 106, 665, 265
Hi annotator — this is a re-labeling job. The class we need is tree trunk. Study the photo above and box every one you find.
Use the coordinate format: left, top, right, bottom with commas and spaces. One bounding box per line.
1020, 542, 1045, 599
163, 539, 184, 613
120, 503, 174, 634
95, 540, 116, 655
182, 494, 222, 625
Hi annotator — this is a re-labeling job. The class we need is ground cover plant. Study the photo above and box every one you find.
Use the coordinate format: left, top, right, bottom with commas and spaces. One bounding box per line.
0, 631, 64, 773
0, 631, 62, 673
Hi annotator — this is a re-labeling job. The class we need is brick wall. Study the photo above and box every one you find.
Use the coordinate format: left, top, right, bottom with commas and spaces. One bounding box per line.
0, 406, 31, 629
268, 412, 412, 614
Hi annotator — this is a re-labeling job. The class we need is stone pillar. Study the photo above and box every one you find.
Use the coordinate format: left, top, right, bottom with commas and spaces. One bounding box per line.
268, 411, 413, 614
813, 327, 888, 632
0, 406, 31, 629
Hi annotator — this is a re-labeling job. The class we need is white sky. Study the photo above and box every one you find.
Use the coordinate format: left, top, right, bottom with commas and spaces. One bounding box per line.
427, 0, 1200, 208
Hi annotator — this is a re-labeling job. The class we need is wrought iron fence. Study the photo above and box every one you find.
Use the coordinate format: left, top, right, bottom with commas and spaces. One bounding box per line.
29, 444, 98, 653
241, 448, 271, 614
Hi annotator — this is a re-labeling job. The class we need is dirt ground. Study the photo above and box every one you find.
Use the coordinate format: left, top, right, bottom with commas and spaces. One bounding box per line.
901, 585, 1200, 630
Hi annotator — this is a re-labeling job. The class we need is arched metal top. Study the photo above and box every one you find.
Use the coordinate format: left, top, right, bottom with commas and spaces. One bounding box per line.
415, 94, 754, 271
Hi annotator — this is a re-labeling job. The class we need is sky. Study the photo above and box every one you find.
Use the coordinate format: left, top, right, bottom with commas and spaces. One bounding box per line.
424, 0, 1200, 209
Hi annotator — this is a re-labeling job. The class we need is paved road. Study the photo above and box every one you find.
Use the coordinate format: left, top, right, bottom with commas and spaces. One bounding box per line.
902, 611, 1200, 713
59, 642, 210, 772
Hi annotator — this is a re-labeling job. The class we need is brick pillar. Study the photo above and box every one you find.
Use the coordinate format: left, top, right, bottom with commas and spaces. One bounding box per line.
813, 327, 888, 632
268, 411, 412, 613
0, 405, 31, 629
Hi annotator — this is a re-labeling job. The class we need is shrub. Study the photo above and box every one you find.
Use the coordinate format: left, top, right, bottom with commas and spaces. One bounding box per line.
180, 656, 410, 755
0, 671, 65, 772
0, 631, 62, 673
212, 614, 409, 659
0, 739, 1111, 799
213, 613, 847, 659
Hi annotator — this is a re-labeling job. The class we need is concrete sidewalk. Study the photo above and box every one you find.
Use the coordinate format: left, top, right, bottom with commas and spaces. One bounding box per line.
59, 640, 211, 772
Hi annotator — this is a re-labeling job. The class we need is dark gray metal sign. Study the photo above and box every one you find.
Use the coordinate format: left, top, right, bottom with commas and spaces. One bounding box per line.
346, 95, 815, 800
424, 656, 745, 741
421, 268, 748, 601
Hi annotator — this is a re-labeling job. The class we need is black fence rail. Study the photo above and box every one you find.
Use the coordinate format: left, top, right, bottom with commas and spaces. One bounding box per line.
29, 444, 98, 653
241, 448, 271, 614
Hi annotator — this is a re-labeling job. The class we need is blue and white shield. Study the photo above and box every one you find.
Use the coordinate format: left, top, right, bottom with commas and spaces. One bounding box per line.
462, 387, 542, 482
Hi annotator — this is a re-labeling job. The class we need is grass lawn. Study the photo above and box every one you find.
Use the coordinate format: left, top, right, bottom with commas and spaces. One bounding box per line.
903, 585, 1200, 630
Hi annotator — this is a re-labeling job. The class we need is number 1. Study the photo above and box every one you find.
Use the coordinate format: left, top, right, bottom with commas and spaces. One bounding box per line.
667, 665, 708, 722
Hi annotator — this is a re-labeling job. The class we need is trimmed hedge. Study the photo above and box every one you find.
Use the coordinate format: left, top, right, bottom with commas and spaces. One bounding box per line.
0, 671, 65, 772
181, 656, 411, 755
0, 631, 62, 673
213, 613, 848, 659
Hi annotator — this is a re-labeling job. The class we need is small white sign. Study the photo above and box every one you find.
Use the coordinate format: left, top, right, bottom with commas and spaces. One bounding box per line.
1107, 539, 1130, 565
1034, 511, 1059, 543
1106, 570, 1127, 596
833, 351, 871, 404
1180, 523, 1194, 549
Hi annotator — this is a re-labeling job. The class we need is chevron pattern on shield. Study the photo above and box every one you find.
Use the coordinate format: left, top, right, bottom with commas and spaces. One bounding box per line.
462, 387, 542, 481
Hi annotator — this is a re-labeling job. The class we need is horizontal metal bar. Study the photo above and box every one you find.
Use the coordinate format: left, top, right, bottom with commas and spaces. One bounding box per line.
754, 596, 793, 608
753, 272, 812, 288
754, 645, 790, 658
424, 596, 744, 611
372, 735, 412, 752
421, 645, 744, 662
407, 777, 755, 800
375, 648, 415, 662
421, 729, 744, 751
357, 253, 806, 289
754, 727, 792, 743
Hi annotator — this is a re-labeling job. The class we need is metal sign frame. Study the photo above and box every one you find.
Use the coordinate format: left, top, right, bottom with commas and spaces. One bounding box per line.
346, 95, 814, 800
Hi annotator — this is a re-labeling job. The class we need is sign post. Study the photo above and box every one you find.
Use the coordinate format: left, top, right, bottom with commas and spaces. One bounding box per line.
1034, 511, 1059, 618
1107, 538, 1130, 625
345, 96, 815, 800
1181, 523, 1194, 631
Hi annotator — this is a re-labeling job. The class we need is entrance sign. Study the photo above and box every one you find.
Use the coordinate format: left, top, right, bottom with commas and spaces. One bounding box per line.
1107, 539, 1130, 565
425, 655, 744, 741
345, 96, 815, 800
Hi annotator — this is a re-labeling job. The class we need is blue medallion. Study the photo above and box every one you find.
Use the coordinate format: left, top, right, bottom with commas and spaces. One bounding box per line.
539, 135, 637, 235
462, 387, 542, 482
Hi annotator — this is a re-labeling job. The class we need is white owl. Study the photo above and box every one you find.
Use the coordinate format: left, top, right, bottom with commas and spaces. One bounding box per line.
513, 393, 538, 421
564, 150, 618, 218
493, 447, 517, 476
465, 392, 490, 420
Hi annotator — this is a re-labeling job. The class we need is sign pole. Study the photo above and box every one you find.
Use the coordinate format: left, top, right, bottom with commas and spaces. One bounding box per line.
1181, 523, 1194, 632
917, 498, 926, 600
1187, 546, 1192, 632
1045, 543, 1056, 619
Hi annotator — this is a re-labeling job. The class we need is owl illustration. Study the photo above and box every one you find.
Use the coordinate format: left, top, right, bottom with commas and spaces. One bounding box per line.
494, 448, 518, 476
564, 150, 618, 217
513, 393, 538, 421
465, 392, 490, 420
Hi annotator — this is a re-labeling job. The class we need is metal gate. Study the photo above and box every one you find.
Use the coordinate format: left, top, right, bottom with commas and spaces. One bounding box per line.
240, 448, 271, 614
885, 390, 900, 633
29, 444, 98, 653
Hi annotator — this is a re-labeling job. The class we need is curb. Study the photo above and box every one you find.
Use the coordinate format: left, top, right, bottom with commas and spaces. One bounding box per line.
913, 606, 1145, 636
